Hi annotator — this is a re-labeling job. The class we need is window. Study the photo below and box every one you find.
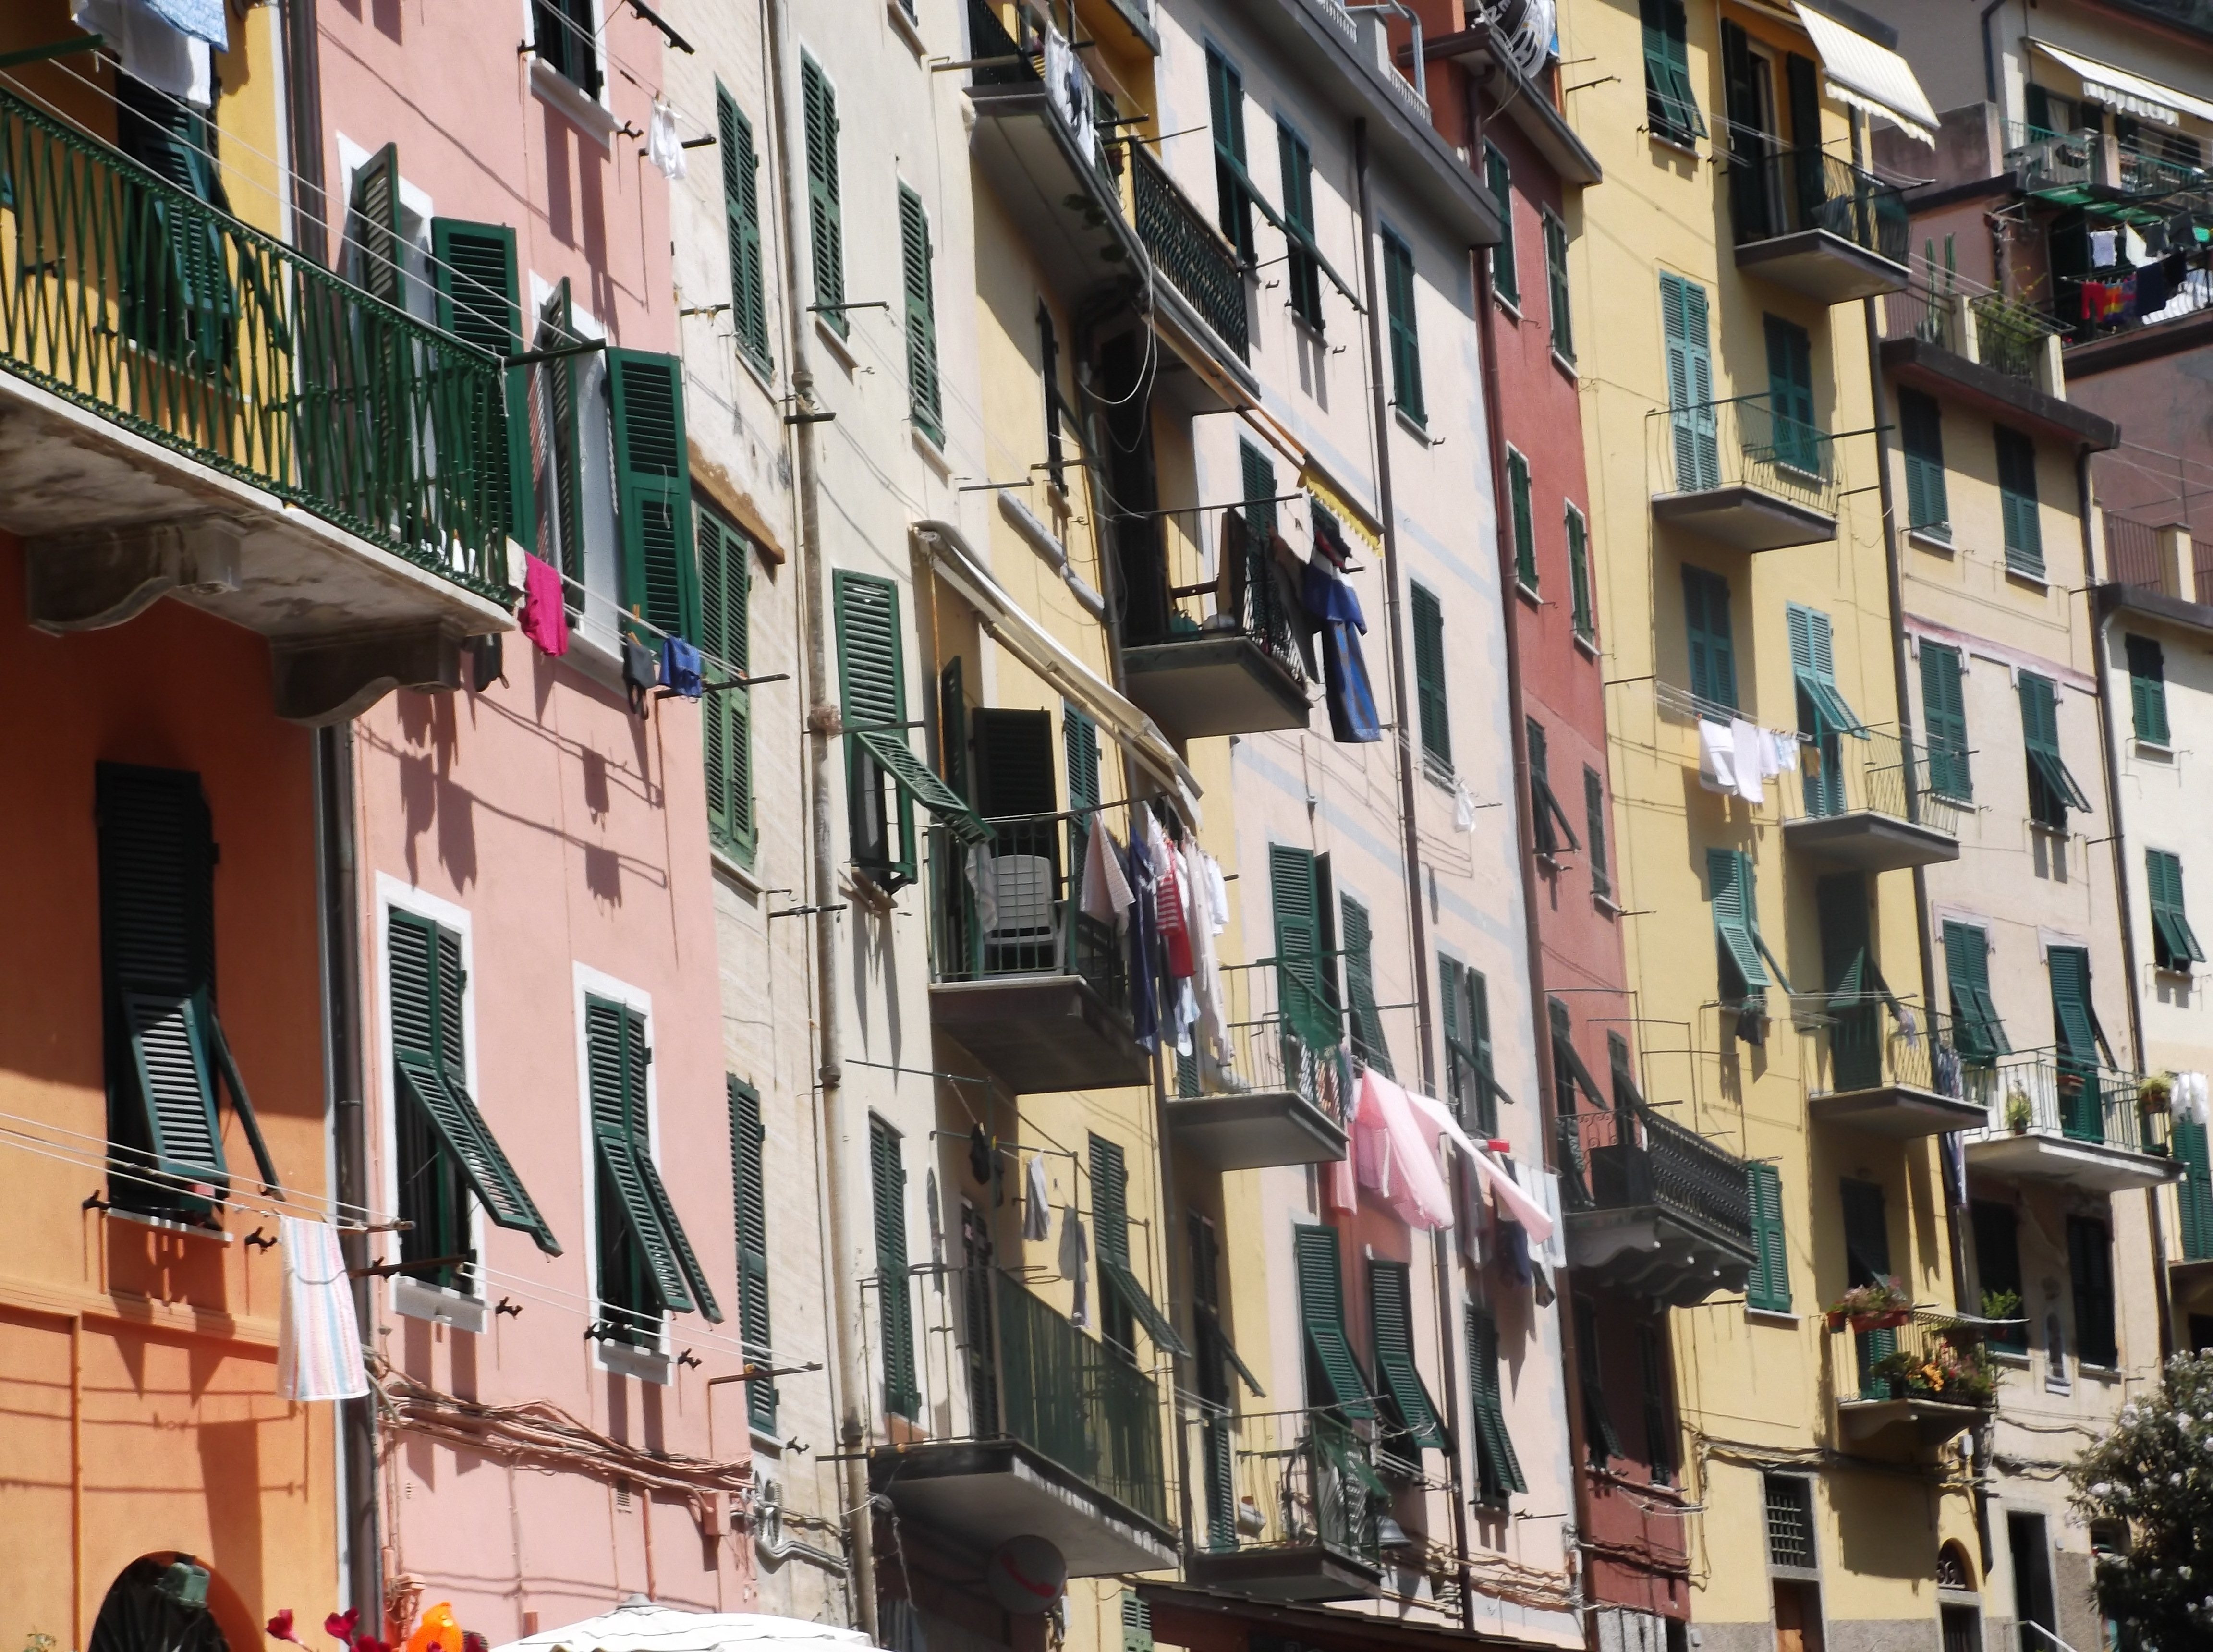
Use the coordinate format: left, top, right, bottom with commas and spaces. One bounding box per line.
1485, 144, 1519, 306
97, 764, 278, 1223
1270, 845, 1340, 1058
1205, 47, 1254, 261
1745, 1162, 1789, 1312
1943, 922, 2009, 1062
1508, 449, 1537, 590
730, 1077, 775, 1430
1574, 1295, 1620, 1462
867, 1117, 919, 1418
1544, 208, 1573, 361
2067, 1215, 2116, 1368
1294, 1223, 1374, 1416
1640, 0, 1705, 144
1584, 767, 1611, 898
699, 508, 757, 863
2018, 672, 2091, 832
1919, 641, 1971, 802
429, 218, 529, 546
2047, 944, 2100, 1073
1971, 1198, 2026, 1352
1996, 427, 2043, 576
801, 56, 845, 335
1661, 274, 1718, 489
2126, 634, 2170, 745
1369, 1260, 1447, 1451
2148, 850, 2205, 972
1382, 229, 1424, 425
1465, 1306, 1526, 1503
530, 278, 589, 602
1341, 895, 1392, 1077
586, 995, 720, 1347
1788, 604, 1860, 733
1707, 848, 1780, 1009
1764, 315, 1820, 474
609, 348, 702, 645
717, 85, 771, 376
897, 185, 943, 446
1440, 957, 1499, 1134
1278, 122, 1324, 329
1764, 1474, 1816, 1568
1090, 1134, 1187, 1361
1898, 388, 1948, 537
1637, 1322, 1676, 1484
1681, 565, 1736, 712
1527, 719, 1581, 859
1410, 583, 1452, 769
1567, 505, 1594, 641
1550, 998, 1586, 1112
532, 0, 601, 96
2176, 1109, 2213, 1263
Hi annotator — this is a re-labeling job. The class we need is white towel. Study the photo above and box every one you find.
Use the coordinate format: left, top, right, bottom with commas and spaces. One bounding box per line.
1079, 815, 1133, 924
1762, 729, 1794, 780
2091, 228, 2118, 268
276, 1218, 368, 1402
648, 100, 688, 181
74, 0, 213, 104
1698, 719, 1737, 793
1202, 852, 1230, 931
965, 845, 998, 932
1453, 778, 1478, 831
1731, 719, 1765, 803
1023, 1154, 1052, 1241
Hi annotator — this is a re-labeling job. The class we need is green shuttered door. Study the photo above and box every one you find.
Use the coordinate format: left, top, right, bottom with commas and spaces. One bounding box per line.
1294, 1224, 1373, 1417
608, 349, 698, 644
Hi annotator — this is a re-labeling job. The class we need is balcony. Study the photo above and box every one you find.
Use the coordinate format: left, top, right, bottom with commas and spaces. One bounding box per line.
1129, 143, 1256, 406
0, 88, 511, 722
1830, 1312, 1997, 1455
1166, 962, 1349, 1171
1958, 1052, 2182, 1192
1729, 145, 1909, 303
2004, 122, 2204, 207
2097, 514, 2213, 635
868, 1265, 1175, 1575
927, 807, 1151, 1095
1183, 1407, 1385, 1601
1800, 1008, 1986, 1138
1650, 395, 1838, 552
1556, 1098, 1758, 1305
1778, 727, 1962, 873
1877, 283, 2115, 449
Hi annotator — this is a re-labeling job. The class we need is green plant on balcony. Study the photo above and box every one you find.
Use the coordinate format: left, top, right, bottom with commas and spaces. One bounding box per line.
1868, 1337, 2000, 1407
1981, 1287, 2022, 1324
2140, 1072, 2176, 1114
2005, 1088, 2034, 1134
1825, 1275, 1912, 1331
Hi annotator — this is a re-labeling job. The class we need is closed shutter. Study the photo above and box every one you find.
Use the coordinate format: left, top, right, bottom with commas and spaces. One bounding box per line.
1745, 1162, 1790, 1311
870, 1117, 920, 1419
1707, 848, 1769, 1000
1682, 565, 1737, 712
1205, 47, 1252, 259
1584, 768, 1610, 898
1574, 1295, 1622, 1461
1567, 507, 1593, 638
1293, 1224, 1373, 1416
1341, 896, 1391, 1078
699, 510, 757, 862
1764, 315, 1817, 471
1485, 145, 1519, 305
801, 57, 845, 332
1544, 210, 1573, 361
1942, 921, 2010, 1060
1919, 642, 1971, 801
1661, 274, 1718, 490
608, 349, 699, 645
898, 185, 944, 446
1816, 873, 1872, 1009
731, 1076, 775, 1430
1465, 1307, 1525, 1500
835, 571, 907, 730
1271, 845, 1337, 1050
2126, 634, 2170, 745
1121, 1592, 1154, 1652
1384, 231, 1424, 425
349, 142, 403, 308
1410, 583, 1451, 767
1508, 450, 1536, 589
1278, 123, 1324, 329
1897, 389, 1948, 534
717, 85, 771, 375
430, 219, 529, 552
1996, 427, 2043, 574
588, 997, 695, 1321
2176, 1118, 2213, 1263
1368, 1260, 1446, 1449
2067, 1216, 2116, 1368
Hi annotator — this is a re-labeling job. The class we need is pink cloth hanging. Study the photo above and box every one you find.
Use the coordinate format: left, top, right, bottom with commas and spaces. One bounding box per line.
519, 553, 570, 656
1351, 1068, 1455, 1229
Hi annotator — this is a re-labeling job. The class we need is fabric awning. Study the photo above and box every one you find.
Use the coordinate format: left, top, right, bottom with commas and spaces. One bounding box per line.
915, 520, 1204, 825
1301, 464, 1382, 557
2029, 39, 2213, 128
1793, 3, 1940, 146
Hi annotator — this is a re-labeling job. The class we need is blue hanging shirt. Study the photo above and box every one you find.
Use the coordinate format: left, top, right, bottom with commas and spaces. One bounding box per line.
660, 635, 705, 700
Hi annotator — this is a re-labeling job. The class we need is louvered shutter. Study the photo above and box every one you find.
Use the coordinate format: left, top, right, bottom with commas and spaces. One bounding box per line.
1508, 451, 1536, 589
1368, 1261, 1445, 1448
607, 350, 699, 645
1271, 845, 1337, 1049
1239, 440, 1278, 541
1465, 1307, 1525, 1498
1584, 768, 1610, 897
1467, 969, 1496, 1122
1063, 704, 1101, 811
2176, 1118, 2213, 1262
1384, 232, 1424, 425
1121, 1592, 1154, 1652
1341, 896, 1391, 1077
717, 85, 771, 375
1205, 48, 1252, 259
1817, 873, 1871, 1008
1745, 1163, 1789, 1311
1663, 276, 1718, 489
870, 1117, 920, 1419
1090, 1135, 1130, 1266
834, 571, 907, 730
898, 186, 943, 445
1567, 507, 1593, 638
2148, 850, 2205, 967
2126, 634, 2170, 745
1682, 566, 1737, 712
587, 997, 695, 1318
1293, 1224, 1373, 1416
1410, 583, 1451, 767
1898, 389, 1948, 534
1919, 642, 1971, 800
2019, 672, 2091, 820
699, 511, 757, 862
1485, 145, 1519, 305
730, 1077, 776, 1429
431, 219, 528, 552
1440, 956, 1466, 1113
1996, 427, 2043, 574
349, 143, 403, 308
1545, 211, 1573, 360
1943, 921, 2009, 1061
1841, 1179, 1897, 1388
1707, 848, 1769, 995
801, 58, 845, 332
2048, 946, 2097, 1066
1764, 315, 1817, 470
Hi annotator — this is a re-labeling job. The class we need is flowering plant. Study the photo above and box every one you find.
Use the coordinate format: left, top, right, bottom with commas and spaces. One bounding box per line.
2069, 1352, 2213, 1644
1826, 1275, 1913, 1329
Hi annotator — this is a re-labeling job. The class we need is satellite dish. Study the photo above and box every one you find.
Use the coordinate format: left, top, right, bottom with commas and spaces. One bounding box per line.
985, 1536, 1067, 1614
1477, 0, 1555, 80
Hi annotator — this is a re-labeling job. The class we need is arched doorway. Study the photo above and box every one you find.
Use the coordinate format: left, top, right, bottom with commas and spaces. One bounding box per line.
88, 1556, 234, 1652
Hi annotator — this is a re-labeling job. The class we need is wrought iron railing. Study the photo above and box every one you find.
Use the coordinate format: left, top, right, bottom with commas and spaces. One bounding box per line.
1653, 393, 1839, 516
1189, 1404, 1383, 1561
1775, 725, 1966, 832
1212, 960, 1350, 1125
966, 0, 1122, 196
1728, 144, 1907, 267
1122, 494, 1313, 688
1828, 1310, 2003, 1409
0, 86, 510, 600
928, 803, 1131, 1014
1556, 1097, 1755, 1250
1879, 280, 2064, 389
1801, 1002, 1963, 1100
1131, 142, 1249, 361
1958, 1050, 2174, 1157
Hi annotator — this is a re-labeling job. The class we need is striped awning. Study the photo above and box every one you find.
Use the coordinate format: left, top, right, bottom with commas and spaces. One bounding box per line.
1794, 3, 1940, 146
2030, 39, 2213, 128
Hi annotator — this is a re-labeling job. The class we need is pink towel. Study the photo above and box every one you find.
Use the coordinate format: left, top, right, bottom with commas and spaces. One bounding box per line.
1352, 1069, 1456, 1230
519, 553, 570, 656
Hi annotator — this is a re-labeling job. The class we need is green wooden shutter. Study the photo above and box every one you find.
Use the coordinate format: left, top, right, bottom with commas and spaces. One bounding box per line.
731, 1076, 776, 1430
2176, 1118, 2213, 1263
2067, 1216, 2116, 1368
1682, 565, 1737, 711
1661, 275, 1718, 490
1764, 315, 1816, 470
1841, 1179, 1897, 1394
607, 349, 699, 644
801, 56, 845, 333
1410, 583, 1451, 768
1278, 122, 1324, 329
717, 85, 771, 375
898, 184, 944, 446
587, 997, 695, 1319
1544, 210, 1573, 361
1639, 0, 1705, 140
2047, 945, 2097, 1065
1439, 955, 1465, 1110
1584, 767, 1610, 898
1271, 845, 1337, 1050
1707, 847, 1769, 999
1508, 450, 1536, 589
870, 1116, 920, 1419
1341, 895, 1392, 1078
2148, 850, 2205, 968
1919, 642, 1971, 801
1088, 1134, 1189, 1357
1383, 230, 1424, 425
1240, 438, 1279, 542
1205, 46, 1252, 259
2126, 634, 2170, 745
1996, 427, 2043, 574
699, 510, 757, 862
1567, 508, 1593, 638
1293, 1224, 1373, 1416
1745, 1162, 1789, 1311
1816, 873, 1871, 1007
1943, 921, 2009, 1060
1090, 1134, 1130, 1266
430, 219, 529, 552
835, 571, 907, 729
1063, 704, 1101, 811
2019, 671, 2091, 823
1574, 1295, 1623, 1461
350, 142, 403, 308
1465, 1306, 1525, 1499
1485, 144, 1519, 305
1368, 1260, 1446, 1448
1897, 389, 1948, 535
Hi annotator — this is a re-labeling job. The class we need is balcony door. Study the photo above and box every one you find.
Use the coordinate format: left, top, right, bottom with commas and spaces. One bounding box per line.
1720, 23, 1783, 240
1817, 874, 1880, 1093
961, 1200, 999, 1438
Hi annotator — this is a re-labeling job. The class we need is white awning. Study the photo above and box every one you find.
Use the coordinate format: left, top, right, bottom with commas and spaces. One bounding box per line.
496, 1603, 871, 1652
1793, 3, 1940, 146
913, 520, 1204, 826
2030, 39, 2213, 129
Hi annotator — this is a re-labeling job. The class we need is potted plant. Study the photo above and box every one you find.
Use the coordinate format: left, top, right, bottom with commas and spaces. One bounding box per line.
1980, 1287, 2022, 1326
2140, 1072, 2175, 1115
1825, 1275, 1914, 1332
2005, 1089, 2033, 1134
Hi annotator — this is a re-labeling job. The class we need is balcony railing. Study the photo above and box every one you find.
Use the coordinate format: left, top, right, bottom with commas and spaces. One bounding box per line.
928, 804, 1131, 1011
1775, 726, 1966, 834
1959, 1051, 2173, 1157
0, 86, 509, 599
1121, 498, 1313, 689
967, 0, 1122, 198
1801, 1003, 1963, 1099
2104, 511, 2213, 607
1829, 1310, 2002, 1409
1653, 393, 1838, 516
1880, 281, 2067, 387
1556, 1097, 1754, 1249
1192, 1405, 1383, 1563
1213, 960, 1350, 1126
1728, 144, 1907, 266
2005, 122, 2208, 202
1130, 142, 1249, 361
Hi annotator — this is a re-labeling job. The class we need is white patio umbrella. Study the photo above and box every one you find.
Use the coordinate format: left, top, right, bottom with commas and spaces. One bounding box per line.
492, 1598, 873, 1652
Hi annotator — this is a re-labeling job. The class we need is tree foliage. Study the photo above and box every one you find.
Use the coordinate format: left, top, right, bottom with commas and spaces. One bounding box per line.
2069, 1351, 2213, 1644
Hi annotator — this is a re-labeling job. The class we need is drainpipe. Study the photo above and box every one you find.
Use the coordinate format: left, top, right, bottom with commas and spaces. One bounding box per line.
280, 0, 327, 264
1352, 114, 1471, 1631
765, 0, 876, 1631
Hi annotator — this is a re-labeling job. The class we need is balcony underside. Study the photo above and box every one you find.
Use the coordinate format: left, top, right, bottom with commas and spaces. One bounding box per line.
1651, 486, 1836, 553
1182, 1543, 1382, 1603
1809, 1084, 1987, 1139
1736, 229, 1908, 304
869, 1439, 1176, 1578
1963, 1130, 2179, 1192
1562, 1206, 1754, 1306
1835, 1397, 1982, 1454
969, 87, 1145, 300
1782, 812, 1959, 872
1144, 278, 1257, 414
1164, 1090, 1347, 1170
1123, 634, 1311, 738
1878, 337, 2116, 450
931, 973, 1149, 1094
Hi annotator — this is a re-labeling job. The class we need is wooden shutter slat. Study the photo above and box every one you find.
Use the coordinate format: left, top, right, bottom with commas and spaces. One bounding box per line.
899, 185, 944, 445
1411, 583, 1450, 766
397, 1051, 561, 1253
1294, 1224, 1374, 1417
834, 571, 907, 729
802, 58, 845, 330
608, 349, 699, 644
717, 85, 771, 374
637, 1145, 722, 1322
1369, 1260, 1446, 1448
1341, 896, 1392, 1077
870, 1117, 919, 1418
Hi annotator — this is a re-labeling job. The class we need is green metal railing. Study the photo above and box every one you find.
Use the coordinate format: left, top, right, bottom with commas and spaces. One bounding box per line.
995, 1269, 1169, 1524
1802, 1002, 1962, 1100
0, 87, 510, 599
1881, 281, 2064, 386
927, 805, 1131, 1012
1729, 144, 1907, 267
1215, 960, 1350, 1126
1831, 1311, 2002, 1409
1131, 142, 1249, 361
1191, 1405, 1382, 1561
1654, 392, 1839, 517
1776, 725, 1965, 834
1961, 1050, 2174, 1156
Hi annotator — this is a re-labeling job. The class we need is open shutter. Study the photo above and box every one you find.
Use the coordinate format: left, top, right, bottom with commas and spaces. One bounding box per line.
587, 997, 695, 1317
1584, 769, 1611, 897
639, 1146, 722, 1323
1508, 452, 1536, 589
1788, 605, 1863, 735
700, 511, 757, 862
1707, 848, 1769, 997
717, 85, 771, 375
1384, 232, 1424, 425
2019, 673, 2092, 816
870, 1117, 920, 1419
430, 219, 526, 551
801, 57, 845, 331
1898, 389, 1948, 534
1919, 642, 1971, 800
1465, 1307, 1526, 1498
349, 142, 403, 308
1942, 921, 2010, 1060
1745, 1163, 1790, 1312
1410, 583, 1451, 767
1682, 566, 1737, 712
971, 709, 1058, 822
608, 349, 699, 644
730, 1077, 776, 1427
2126, 634, 2170, 745
1090, 1134, 1130, 1265
1485, 146, 1519, 305
1206, 47, 1253, 258
1293, 1224, 1373, 1417
1271, 845, 1337, 1050
1841, 1179, 1897, 1389
1340, 896, 1392, 1078
1368, 1261, 1446, 1448
899, 185, 943, 445
1567, 507, 1594, 638
1574, 1295, 1624, 1460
